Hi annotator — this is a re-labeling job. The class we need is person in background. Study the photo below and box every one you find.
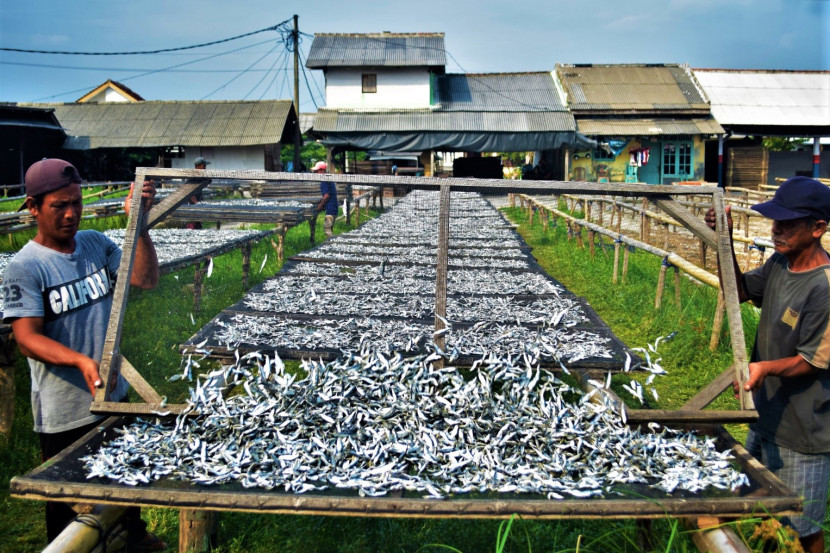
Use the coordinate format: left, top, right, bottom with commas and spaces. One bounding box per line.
2, 159, 165, 551
313, 161, 338, 239
705, 176, 830, 553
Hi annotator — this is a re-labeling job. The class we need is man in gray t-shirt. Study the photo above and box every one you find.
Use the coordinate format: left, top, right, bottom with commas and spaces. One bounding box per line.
2, 159, 164, 549
706, 176, 830, 553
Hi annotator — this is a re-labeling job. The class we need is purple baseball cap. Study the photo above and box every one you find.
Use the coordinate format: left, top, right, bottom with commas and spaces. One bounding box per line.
19, 159, 83, 211
752, 176, 830, 221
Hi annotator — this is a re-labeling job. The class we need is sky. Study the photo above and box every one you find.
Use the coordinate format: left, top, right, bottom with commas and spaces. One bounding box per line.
1, 0, 827, 112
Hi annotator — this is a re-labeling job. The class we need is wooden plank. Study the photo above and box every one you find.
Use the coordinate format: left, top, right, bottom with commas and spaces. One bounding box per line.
118, 357, 162, 404
93, 169, 147, 407
623, 409, 757, 424
146, 178, 210, 230
650, 195, 718, 249
712, 188, 754, 410
682, 366, 734, 411
434, 184, 451, 359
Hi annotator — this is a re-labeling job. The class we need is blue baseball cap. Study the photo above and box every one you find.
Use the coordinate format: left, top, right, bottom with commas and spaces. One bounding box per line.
752, 176, 830, 221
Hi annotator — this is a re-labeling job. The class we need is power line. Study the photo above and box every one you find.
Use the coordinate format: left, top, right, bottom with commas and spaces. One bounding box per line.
1, 60, 285, 73
1, 20, 292, 55
33, 38, 276, 102
202, 40, 282, 100
244, 48, 289, 100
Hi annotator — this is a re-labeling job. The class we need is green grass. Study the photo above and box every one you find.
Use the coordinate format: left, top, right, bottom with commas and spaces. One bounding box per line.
0, 199, 813, 552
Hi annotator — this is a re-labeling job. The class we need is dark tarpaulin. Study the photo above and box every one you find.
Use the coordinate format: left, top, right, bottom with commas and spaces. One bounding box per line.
321, 131, 595, 153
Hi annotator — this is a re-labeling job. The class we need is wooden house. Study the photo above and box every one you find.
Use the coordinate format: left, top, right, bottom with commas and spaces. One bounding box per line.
555, 64, 722, 184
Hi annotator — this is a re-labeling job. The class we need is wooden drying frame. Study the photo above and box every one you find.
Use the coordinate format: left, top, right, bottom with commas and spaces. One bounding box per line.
9, 416, 800, 520
92, 169, 753, 425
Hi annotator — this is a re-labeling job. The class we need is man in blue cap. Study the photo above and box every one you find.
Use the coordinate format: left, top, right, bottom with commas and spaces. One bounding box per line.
706, 176, 830, 552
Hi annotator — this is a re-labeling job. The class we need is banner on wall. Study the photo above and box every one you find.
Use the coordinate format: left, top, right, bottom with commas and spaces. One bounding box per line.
607, 139, 629, 157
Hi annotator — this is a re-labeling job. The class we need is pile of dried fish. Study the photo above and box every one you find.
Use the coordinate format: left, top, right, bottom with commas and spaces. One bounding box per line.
104, 228, 267, 266
211, 314, 611, 362
83, 348, 748, 497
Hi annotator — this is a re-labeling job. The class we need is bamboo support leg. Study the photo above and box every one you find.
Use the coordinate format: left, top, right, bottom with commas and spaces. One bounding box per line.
616, 206, 622, 234
356, 199, 361, 226
588, 230, 595, 258
709, 289, 726, 351
277, 228, 285, 262
510, 193, 515, 208
612, 240, 621, 284
179, 509, 217, 553
586, 201, 592, 223
528, 205, 535, 225
700, 239, 707, 269
575, 226, 584, 249
542, 209, 548, 233
241, 242, 252, 290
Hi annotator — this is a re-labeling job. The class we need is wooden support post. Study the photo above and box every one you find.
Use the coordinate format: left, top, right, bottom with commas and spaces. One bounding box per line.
700, 239, 707, 269
542, 209, 548, 233
612, 239, 621, 285
434, 184, 450, 368
588, 229, 595, 258
586, 200, 592, 223
597, 201, 603, 226
179, 509, 217, 553
193, 261, 204, 313
308, 212, 317, 245
655, 258, 668, 309
509, 193, 515, 208
241, 242, 252, 290
528, 204, 535, 225
575, 225, 584, 249
622, 246, 631, 283
674, 266, 681, 308
616, 205, 622, 234
379, 186, 384, 210
355, 198, 361, 226
663, 223, 670, 250
709, 289, 726, 351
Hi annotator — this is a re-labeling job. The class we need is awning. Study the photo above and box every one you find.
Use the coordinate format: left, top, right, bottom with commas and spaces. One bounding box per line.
321, 132, 595, 153
577, 117, 723, 136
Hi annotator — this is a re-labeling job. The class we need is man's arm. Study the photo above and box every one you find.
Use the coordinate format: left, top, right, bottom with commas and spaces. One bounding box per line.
124, 181, 159, 289
316, 193, 330, 212
734, 354, 820, 396
11, 317, 102, 396
705, 205, 748, 303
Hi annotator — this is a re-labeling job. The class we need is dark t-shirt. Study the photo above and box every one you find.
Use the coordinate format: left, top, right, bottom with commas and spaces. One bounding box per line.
743, 253, 830, 453
320, 181, 338, 216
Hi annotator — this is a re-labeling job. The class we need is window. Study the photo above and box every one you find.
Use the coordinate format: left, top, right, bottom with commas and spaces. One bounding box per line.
362, 74, 377, 93
662, 141, 692, 179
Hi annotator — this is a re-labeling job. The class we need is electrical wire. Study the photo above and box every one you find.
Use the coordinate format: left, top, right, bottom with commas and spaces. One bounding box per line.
257, 55, 290, 101
1, 60, 283, 73
33, 38, 275, 102
201, 40, 282, 100
298, 48, 325, 108
1, 20, 291, 55
244, 47, 289, 100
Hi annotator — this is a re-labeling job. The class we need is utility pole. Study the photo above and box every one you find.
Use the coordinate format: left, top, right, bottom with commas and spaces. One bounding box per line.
293, 14, 301, 173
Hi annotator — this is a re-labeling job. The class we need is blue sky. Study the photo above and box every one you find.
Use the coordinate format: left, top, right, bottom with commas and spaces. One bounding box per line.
1, 0, 827, 112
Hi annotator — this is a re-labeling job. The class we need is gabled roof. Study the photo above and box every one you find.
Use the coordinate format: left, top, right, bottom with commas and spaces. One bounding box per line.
556, 64, 710, 114
434, 72, 568, 112
22, 100, 295, 150
76, 79, 145, 103
693, 69, 830, 133
306, 32, 446, 69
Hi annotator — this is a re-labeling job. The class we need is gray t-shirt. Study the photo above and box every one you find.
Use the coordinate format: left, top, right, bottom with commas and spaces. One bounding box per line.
743, 252, 830, 453
2, 231, 128, 433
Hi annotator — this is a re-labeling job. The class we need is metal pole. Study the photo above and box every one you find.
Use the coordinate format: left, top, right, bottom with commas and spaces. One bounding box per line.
813, 136, 821, 179
292, 14, 301, 173
717, 134, 724, 188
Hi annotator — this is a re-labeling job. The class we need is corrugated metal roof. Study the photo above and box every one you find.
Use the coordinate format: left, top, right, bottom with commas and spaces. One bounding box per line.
306, 33, 446, 68
556, 64, 710, 112
576, 117, 723, 136
435, 73, 567, 112
313, 108, 575, 133
22, 100, 295, 149
693, 69, 830, 127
